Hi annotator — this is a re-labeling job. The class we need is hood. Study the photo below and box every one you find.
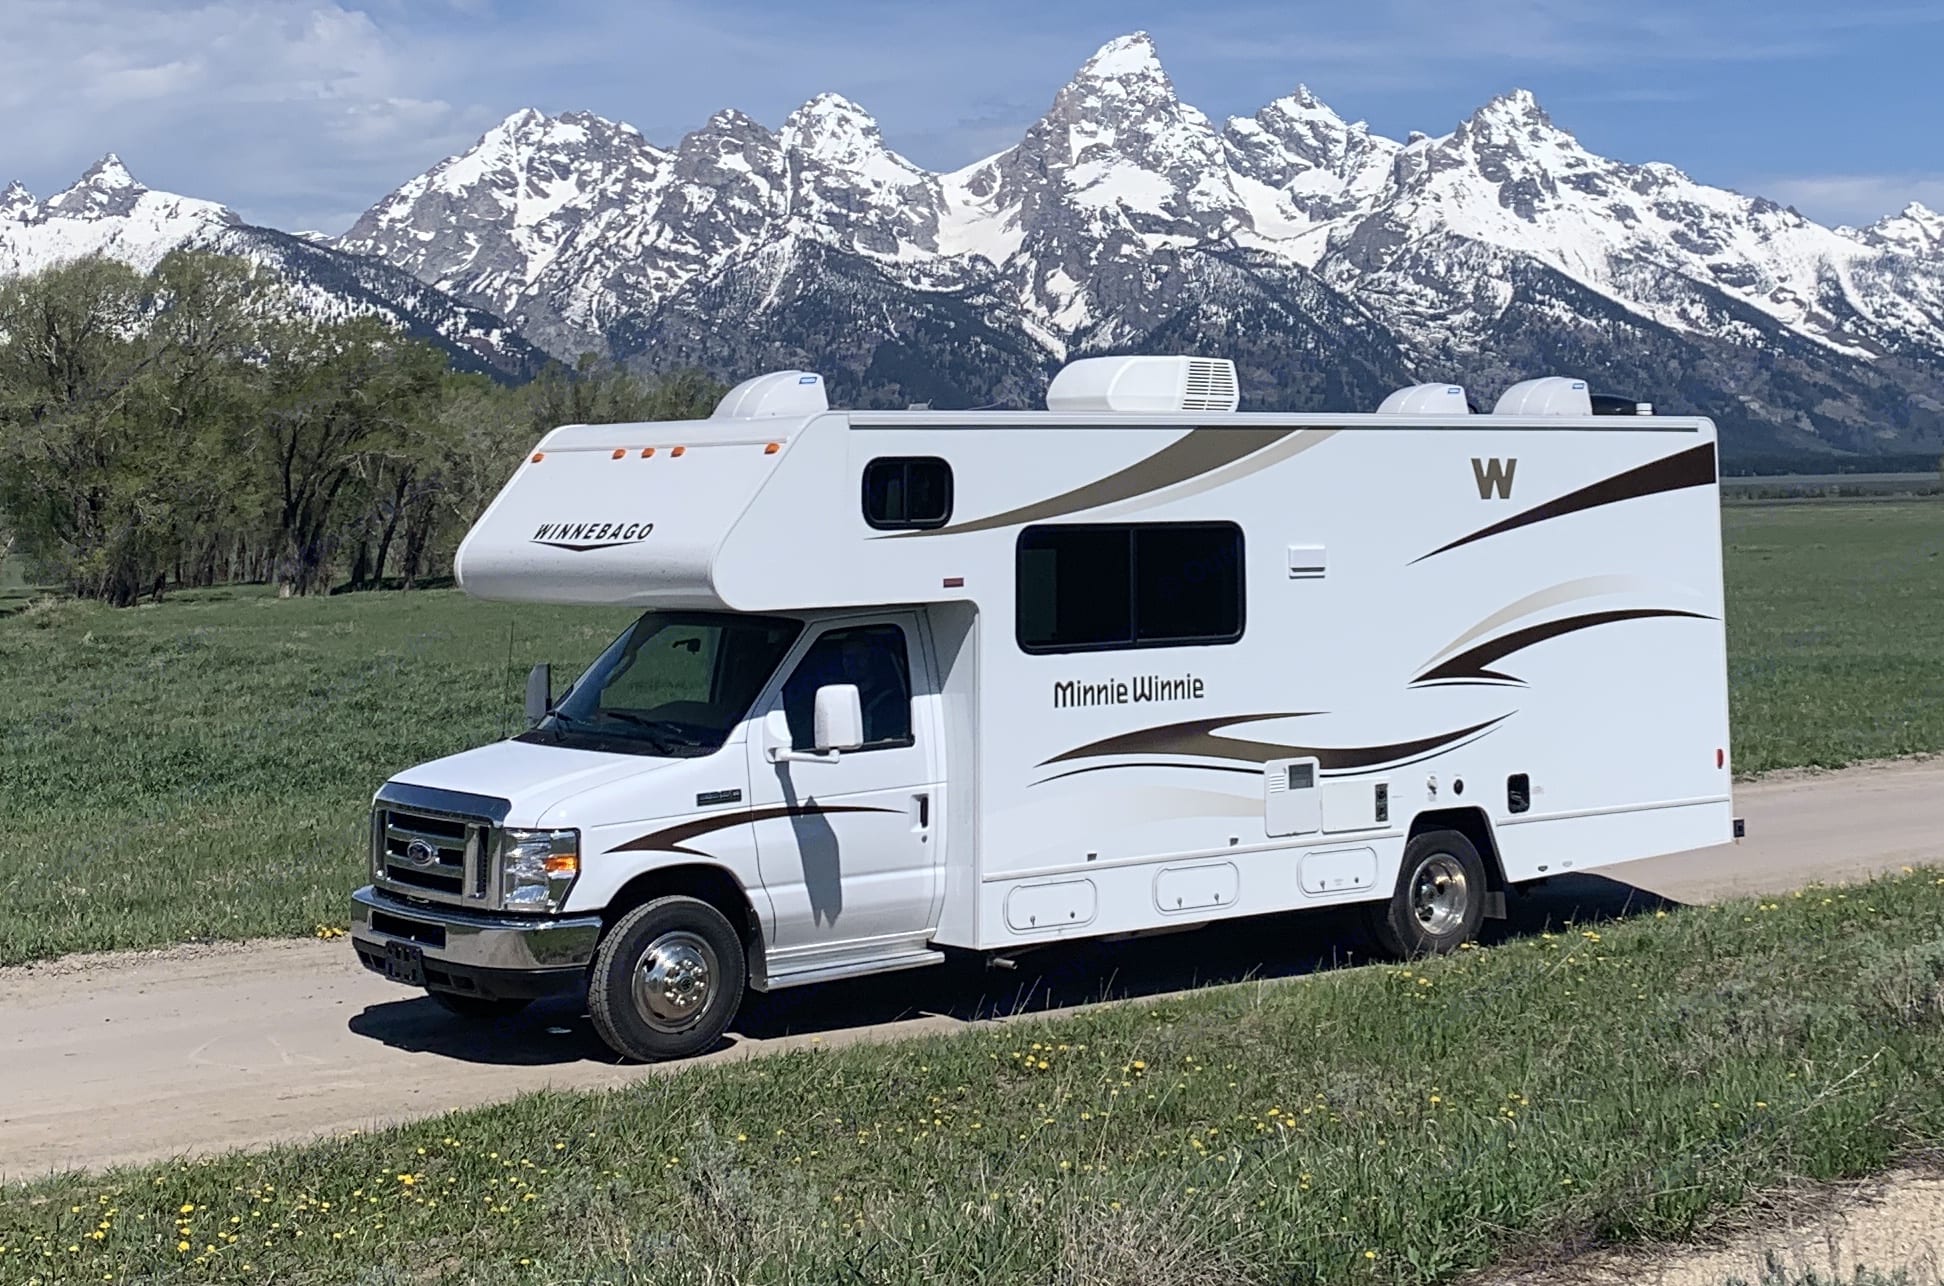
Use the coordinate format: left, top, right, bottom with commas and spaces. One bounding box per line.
389, 736, 690, 826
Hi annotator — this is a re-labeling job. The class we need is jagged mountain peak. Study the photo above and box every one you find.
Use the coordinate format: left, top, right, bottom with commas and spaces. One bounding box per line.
82, 153, 140, 190
1860, 200, 1944, 254
1471, 88, 1550, 126
43, 153, 150, 217
2, 180, 33, 219
1075, 31, 1167, 84
781, 92, 891, 155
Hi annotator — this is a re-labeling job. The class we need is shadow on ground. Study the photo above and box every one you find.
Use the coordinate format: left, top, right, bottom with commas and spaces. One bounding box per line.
346, 872, 1677, 1067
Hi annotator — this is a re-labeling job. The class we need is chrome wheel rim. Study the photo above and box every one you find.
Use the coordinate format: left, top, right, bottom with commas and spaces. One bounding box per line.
1410, 854, 1470, 936
632, 931, 718, 1032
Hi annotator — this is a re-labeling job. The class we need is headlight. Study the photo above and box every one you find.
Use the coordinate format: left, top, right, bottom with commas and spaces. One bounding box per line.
500, 829, 579, 911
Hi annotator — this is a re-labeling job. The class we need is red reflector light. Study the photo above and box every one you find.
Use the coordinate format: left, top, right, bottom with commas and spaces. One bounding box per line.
1716, 748, 1725, 768
943, 576, 965, 588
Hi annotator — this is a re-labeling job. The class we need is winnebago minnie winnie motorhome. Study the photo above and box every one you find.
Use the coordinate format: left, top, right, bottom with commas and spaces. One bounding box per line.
350, 357, 1734, 1062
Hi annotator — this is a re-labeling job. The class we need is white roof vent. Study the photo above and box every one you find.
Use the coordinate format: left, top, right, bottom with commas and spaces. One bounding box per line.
1046, 356, 1240, 414
711, 370, 829, 420
1493, 377, 1591, 417
1378, 383, 1471, 416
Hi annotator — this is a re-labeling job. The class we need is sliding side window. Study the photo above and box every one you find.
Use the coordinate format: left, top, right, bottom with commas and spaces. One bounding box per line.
863, 457, 953, 530
1016, 522, 1243, 654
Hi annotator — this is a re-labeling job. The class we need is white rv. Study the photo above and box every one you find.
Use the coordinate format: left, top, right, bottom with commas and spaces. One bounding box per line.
350, 357, 1734, 1062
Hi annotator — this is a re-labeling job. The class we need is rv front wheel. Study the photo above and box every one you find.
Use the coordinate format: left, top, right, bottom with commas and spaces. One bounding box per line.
1370, 831, 1486, 958
588, 896, 746, 1062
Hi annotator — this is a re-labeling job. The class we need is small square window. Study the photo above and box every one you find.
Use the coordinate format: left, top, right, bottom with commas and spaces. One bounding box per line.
863, 458, 953, 529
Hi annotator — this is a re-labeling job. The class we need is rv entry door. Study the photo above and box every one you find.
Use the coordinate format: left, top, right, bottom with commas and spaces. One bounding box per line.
747, 614, 942, 952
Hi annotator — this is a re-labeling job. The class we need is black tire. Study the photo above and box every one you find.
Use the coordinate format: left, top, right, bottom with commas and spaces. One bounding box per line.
1369, 830, 1489, 958
427, 991, 532, 1019
588, 895, 746, 1062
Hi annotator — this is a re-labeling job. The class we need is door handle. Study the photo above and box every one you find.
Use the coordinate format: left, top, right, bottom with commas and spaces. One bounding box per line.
914, 792, 930, 831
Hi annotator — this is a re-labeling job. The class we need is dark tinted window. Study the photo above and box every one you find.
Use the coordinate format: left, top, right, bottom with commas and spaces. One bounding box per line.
782, 624, 914, 750
1135, 525, 1242, 642
1017, 523, 1242, 653
863, 457, 953, 529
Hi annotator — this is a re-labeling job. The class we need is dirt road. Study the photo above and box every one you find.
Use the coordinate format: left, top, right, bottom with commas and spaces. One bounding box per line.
3, 759, 1938, 1180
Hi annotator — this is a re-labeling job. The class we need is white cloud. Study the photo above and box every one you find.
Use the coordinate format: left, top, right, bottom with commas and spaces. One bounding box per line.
1755, 174, 1944, 228
0, 0, 497, 228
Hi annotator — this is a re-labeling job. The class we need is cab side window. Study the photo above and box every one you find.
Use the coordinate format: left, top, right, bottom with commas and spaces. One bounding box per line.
781, 624, 914, 750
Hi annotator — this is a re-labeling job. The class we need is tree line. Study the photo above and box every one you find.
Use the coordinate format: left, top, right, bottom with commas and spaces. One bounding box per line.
0, 251, 721, 605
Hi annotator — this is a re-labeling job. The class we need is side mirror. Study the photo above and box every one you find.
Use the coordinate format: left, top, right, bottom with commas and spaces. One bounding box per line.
764, 685, 863, 764
524, 662, 552, 726
812, 684, 864, 753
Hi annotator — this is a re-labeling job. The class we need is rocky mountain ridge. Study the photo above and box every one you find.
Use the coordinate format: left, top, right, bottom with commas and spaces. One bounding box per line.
8, 33, 1942, 453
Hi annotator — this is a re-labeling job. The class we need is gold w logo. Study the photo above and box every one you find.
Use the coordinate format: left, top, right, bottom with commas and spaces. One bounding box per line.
1471, 457, 1517, 500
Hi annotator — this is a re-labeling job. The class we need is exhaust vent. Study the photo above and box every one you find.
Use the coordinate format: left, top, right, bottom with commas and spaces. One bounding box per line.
1377, 384, 1471, 416
1047, 356, 1240, 414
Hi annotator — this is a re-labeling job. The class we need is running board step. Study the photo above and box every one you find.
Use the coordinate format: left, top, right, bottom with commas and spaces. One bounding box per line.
756, 947, 945, 992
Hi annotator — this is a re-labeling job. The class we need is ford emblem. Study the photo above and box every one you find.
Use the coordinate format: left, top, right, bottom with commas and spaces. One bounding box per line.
405, 838, 440, 868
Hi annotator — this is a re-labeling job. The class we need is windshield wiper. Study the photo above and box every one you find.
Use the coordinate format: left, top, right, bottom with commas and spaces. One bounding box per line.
593, 711, 709, 754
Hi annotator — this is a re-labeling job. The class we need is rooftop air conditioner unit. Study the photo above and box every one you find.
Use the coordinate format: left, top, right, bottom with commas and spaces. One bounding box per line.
711, 370, 830, 420
1493, 377, 1591, 417
1046, 356, 1240, 414
1377, 384, 1471, 416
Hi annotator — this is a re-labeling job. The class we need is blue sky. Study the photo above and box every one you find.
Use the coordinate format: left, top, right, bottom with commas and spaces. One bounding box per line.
3, 0, 1940, 234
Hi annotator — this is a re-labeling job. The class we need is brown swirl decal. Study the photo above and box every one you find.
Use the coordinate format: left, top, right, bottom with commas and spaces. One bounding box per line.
609, 804, 897, 857
1412, 608, 1712, 686
893, 426, 1334, 537
1414, 442, 1717, 563
1037, 714, 1508, 779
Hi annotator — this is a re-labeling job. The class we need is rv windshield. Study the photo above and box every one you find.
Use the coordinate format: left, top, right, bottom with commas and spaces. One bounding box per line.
523, 612, 802, 758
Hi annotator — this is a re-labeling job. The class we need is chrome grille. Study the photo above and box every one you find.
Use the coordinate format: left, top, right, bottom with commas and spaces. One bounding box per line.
368, 782, 512, 910
374, 806, 492, 906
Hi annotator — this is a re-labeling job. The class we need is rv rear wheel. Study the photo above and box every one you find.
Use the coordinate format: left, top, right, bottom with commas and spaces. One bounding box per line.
588, 895, 746, 1063
1370, 831, 1487, 958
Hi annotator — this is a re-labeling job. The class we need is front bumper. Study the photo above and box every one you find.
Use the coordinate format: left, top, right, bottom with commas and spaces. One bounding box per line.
350, 886, 603, 1000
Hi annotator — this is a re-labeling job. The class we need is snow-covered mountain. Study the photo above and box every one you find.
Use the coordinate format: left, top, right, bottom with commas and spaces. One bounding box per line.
1, 156, 542, 379
14, 33, 1940, 453
332, 31, 1944, 453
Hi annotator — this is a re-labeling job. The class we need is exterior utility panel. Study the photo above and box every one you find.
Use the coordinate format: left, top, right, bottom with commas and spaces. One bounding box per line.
363, 380, 1732, 1062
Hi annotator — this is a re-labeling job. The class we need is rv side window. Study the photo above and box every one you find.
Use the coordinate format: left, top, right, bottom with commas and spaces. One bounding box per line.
863, 457, 953, 530
1016, 522, 1243, 653
781, 623, 914, 750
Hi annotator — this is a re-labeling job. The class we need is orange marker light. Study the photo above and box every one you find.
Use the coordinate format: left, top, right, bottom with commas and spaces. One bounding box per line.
671, 446, 687, 457
764, 442, 781, 455
611, 448, 626, 460
641, 447, 655, 458
530, 452, 545, 463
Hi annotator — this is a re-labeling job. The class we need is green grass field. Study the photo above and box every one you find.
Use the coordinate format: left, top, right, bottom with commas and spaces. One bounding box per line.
4, 872, 1943, 1284
0, 499, 1939, 966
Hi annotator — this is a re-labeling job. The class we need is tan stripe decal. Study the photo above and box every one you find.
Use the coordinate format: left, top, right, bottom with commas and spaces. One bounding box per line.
609, 804, 897, 857
896, 426, 1308, 538
1419, 575, 1663, 672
